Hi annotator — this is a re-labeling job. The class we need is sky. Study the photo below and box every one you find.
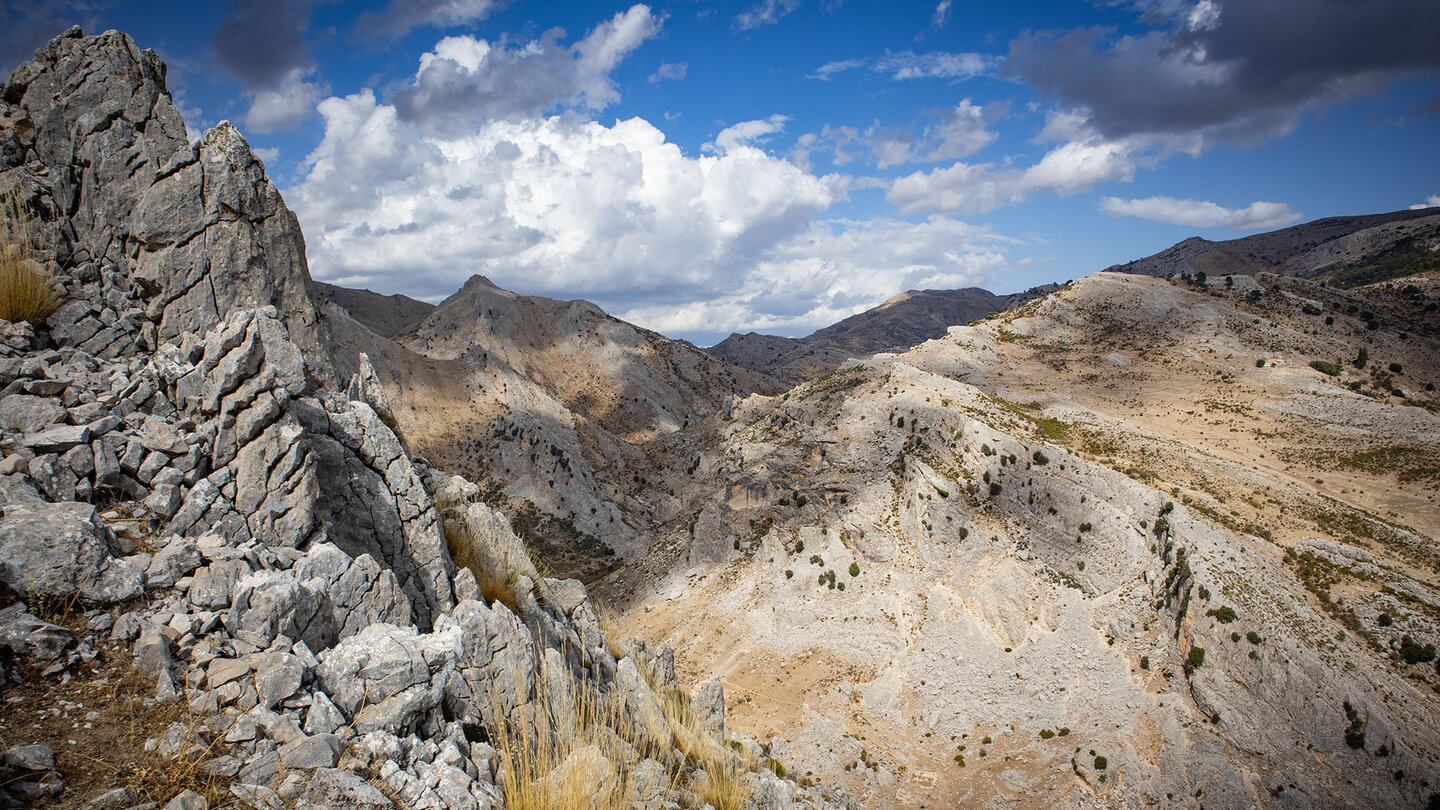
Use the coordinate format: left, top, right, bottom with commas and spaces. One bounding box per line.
3, 0, 1439, 346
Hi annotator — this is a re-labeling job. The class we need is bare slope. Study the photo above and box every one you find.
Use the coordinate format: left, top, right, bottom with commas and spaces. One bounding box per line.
314, 281, 435, 338
611, 270, 1440, 809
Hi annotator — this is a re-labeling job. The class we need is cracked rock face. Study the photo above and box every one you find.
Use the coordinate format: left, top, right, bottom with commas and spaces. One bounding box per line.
1, 26, 332, 384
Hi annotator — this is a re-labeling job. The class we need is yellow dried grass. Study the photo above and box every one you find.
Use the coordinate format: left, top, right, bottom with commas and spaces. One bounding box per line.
0, 187, 60, 325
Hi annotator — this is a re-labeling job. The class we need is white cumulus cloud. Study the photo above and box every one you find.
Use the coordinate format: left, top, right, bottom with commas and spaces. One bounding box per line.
887, 135, 1141, 214
1409, 194, 1440, 210
392, 5, 662, 131
704, 115, 790, 154
1099, 196, 1303, 230
243, 68, 327, 134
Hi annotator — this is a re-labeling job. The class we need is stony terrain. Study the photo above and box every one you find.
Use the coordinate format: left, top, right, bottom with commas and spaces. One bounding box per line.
0, 28, 842, 810
606, 270, 1440, 808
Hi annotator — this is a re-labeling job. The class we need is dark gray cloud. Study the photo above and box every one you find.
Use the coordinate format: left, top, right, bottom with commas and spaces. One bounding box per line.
0, 0, 108, 69
355, 0, 507, 40
1008, 0, 1440, 141
211, 0, 314, 88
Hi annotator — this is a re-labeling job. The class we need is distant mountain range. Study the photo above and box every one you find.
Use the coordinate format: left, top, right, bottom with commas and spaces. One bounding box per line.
1107, 207, 1440, 284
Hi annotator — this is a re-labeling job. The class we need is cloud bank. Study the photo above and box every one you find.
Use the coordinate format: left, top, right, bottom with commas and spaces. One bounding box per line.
1100, 196, 1302, 230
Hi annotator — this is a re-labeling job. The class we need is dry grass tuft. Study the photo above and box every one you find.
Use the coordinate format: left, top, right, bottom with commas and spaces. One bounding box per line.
0, 188, 61, 325
442, 508, 533, 613
489, 661, 677, 810
658, 687, 752, 810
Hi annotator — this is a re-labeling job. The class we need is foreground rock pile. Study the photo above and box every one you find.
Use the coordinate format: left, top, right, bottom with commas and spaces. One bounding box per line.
0, 27, 847, 810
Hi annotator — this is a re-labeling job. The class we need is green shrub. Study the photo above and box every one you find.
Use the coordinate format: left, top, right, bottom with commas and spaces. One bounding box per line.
934, 486, 949, 498
1377, 612, 1392, 627
1093, 755, 1107, 770
958, 527, 969, 540
1310, 360, 1342, 377
989, 483, 1002, 497
1139, 656, 1149, 670
794, 540, 804, 553
794, 494, 808, 507
1343, 701, 1366, 749
1033, 450, 1049, 465
1389, 362, 1403, 373
1039, 729, 1054, 739
1058, 727, 1070, 736
785, 570, 794, 579
1354, 347, 1369, 369
1256, 358, 1265, 368
848, 562, 860, 577
1079, 522, 1092, 533
1400, 635, 1436, 664
1206, 606, 1238, 623
1188, 647, 1206, 668
1246, 631, 1262, 645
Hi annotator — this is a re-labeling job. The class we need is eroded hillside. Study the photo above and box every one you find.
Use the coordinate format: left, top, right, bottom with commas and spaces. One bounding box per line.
609, 271, 1440, 808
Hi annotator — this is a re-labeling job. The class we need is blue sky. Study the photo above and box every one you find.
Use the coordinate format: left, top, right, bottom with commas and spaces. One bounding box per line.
4, 0, 1439, 345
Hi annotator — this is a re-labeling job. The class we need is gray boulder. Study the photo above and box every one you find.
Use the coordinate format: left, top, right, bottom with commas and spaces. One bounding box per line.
315, 622, 463, 735
0, 500, 143, 603
0, 604, 73, 664
0, 395, 65, 434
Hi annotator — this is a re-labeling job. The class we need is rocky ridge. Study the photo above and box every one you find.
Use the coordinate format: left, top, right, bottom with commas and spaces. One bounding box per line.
0, 28, 843, 810
706, 285, 1060, 385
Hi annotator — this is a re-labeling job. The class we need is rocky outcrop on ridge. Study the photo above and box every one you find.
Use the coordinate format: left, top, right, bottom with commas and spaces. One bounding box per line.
0, 28, 843, 810
1, 26, 331, 383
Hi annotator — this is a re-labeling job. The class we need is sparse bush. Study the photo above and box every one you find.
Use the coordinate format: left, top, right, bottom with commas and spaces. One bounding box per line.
1400, 635, 1436, 665
1343, 701, 1366, 750
1058, 727, 1070, 736
794, 494, 808, 507
0, 188, 61, 325
1140, 656, 1149, 670
1033, 450, 1049, 465
1079, 522, 1092, 533
1310, 360, 1342, 377
1207, 606, 1238, 623
959, 527, 969, 540
1246, 631, 1263, 645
